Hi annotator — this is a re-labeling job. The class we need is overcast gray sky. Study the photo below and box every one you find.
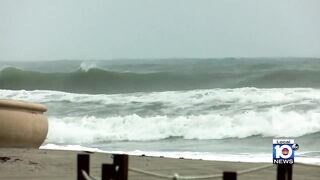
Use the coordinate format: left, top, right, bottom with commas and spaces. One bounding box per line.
1, 0, 320, 61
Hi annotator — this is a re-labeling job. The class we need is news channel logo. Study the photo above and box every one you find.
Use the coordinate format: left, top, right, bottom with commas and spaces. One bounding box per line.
273, 139, 299, 164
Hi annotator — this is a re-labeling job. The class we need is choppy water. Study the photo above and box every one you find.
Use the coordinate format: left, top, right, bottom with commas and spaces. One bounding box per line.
2, 58, 320, 94
1, 58, 320, 163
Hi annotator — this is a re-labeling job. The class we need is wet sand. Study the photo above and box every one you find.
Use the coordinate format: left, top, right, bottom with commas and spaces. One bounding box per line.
0, 148, 319, 180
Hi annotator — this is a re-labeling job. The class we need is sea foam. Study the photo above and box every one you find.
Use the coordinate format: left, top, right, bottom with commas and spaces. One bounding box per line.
46, 110, 320, 144
1, 88, 320, 143
41, 144, 320, 165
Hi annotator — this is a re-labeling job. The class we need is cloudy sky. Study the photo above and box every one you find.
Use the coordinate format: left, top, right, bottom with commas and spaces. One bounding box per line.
1, 0, 320, 61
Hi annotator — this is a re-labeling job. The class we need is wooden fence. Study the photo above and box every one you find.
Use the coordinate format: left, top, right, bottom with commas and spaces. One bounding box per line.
77, 154, 293, 180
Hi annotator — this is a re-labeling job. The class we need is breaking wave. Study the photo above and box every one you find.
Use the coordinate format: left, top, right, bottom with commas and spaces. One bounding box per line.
46, 111, 320, 144
2, 88, 319, 143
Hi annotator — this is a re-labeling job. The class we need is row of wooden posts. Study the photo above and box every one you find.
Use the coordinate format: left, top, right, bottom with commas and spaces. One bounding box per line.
77, 154, 293, 180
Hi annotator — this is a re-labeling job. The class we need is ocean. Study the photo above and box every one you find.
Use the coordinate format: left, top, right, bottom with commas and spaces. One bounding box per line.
1, 58, 320, 164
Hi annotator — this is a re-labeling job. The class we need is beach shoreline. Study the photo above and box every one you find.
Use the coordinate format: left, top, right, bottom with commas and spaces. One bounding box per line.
0, 148, 319, 180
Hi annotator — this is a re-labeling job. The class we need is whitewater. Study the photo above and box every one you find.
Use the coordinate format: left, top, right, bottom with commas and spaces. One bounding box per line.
1, 88, 320, 164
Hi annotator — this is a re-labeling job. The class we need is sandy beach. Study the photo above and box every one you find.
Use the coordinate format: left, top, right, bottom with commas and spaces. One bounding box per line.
0, 148, 318, 180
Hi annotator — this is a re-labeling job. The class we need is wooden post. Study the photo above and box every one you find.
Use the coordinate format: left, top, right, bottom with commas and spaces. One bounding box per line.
102, 164, 116, 180
223, 171, 237, 180
114, 154, 129, 180
277, 164, 292, 180
77, 154, 90, 180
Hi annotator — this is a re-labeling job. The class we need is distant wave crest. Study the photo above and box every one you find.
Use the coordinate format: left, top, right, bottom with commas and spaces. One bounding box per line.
79, 62, 97, 72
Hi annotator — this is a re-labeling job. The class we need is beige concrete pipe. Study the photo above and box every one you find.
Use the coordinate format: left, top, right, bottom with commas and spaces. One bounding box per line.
0, 99, 48, 148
